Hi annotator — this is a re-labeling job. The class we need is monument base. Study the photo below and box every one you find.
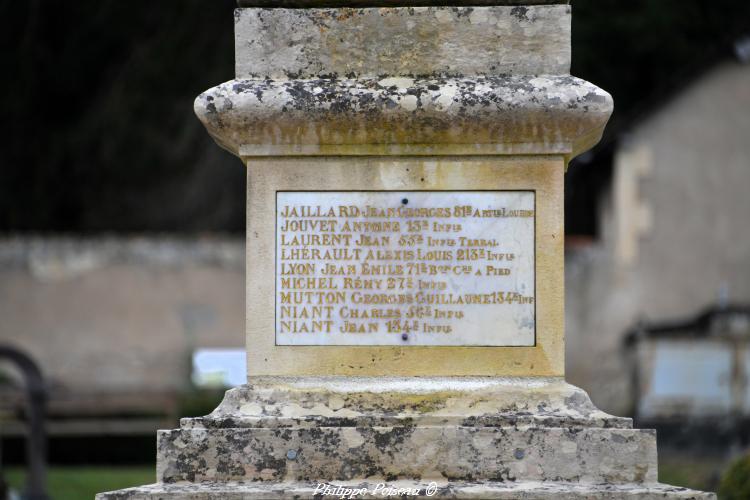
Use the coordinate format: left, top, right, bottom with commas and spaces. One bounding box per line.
97, 377, 714, 499
97, 480, 710, 499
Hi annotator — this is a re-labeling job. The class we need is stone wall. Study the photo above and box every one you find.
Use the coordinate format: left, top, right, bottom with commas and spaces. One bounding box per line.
0, 236, 245, 417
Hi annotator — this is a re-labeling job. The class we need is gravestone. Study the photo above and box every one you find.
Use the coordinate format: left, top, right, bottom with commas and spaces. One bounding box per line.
99, 1, 714, 498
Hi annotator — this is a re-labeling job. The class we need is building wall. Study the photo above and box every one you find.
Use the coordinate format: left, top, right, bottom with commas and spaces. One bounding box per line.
566, 61, 750, 415
0, 237, 245, 415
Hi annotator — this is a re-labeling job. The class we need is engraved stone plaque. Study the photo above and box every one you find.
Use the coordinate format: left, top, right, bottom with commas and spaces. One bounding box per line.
275, 191, 535, 346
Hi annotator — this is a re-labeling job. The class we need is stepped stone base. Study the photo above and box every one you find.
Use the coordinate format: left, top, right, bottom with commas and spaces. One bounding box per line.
97, 377, 714, 499
97, 480, 712, 499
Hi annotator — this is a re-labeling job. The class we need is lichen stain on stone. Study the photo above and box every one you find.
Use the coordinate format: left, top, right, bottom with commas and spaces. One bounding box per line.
510, 6, 529, 21
370, 425, 417, 456
383, 392, 454, 413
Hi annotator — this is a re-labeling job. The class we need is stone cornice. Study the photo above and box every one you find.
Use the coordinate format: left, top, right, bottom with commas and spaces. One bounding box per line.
195, 75, 613, 159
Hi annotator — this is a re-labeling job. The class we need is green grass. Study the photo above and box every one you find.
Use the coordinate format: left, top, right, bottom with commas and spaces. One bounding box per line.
4, 466, 154, 500
658, 454, 724, 494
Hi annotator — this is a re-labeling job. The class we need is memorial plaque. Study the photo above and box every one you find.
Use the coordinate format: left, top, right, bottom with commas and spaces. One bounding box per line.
275, 191, 535, 346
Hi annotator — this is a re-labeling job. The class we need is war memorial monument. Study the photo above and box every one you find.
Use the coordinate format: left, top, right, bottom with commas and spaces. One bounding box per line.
98, 0, 714, 498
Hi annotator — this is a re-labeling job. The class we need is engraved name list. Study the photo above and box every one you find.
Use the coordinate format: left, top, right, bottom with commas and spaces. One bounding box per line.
275, 191, 535, 346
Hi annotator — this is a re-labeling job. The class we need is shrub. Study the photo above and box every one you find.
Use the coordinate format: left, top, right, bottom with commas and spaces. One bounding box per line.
718, 454, 750, 500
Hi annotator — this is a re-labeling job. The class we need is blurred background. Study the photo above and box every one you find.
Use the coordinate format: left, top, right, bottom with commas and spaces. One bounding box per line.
2, 0, 750, 498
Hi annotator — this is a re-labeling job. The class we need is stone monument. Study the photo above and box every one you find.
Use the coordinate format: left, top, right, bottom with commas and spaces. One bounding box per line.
99, 0, 714, 498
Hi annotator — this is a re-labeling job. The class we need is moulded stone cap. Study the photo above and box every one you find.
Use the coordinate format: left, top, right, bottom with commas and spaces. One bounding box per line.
194, 75, 613, 160
183, 376, 631, 429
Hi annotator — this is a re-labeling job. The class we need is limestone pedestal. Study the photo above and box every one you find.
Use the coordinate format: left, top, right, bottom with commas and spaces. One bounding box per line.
99, 2, 714, 498
98, 377, 711, 499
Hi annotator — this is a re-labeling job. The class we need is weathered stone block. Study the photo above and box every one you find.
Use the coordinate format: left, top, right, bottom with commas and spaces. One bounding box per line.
157, 426, 659, 484
235, 7, 571, 79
